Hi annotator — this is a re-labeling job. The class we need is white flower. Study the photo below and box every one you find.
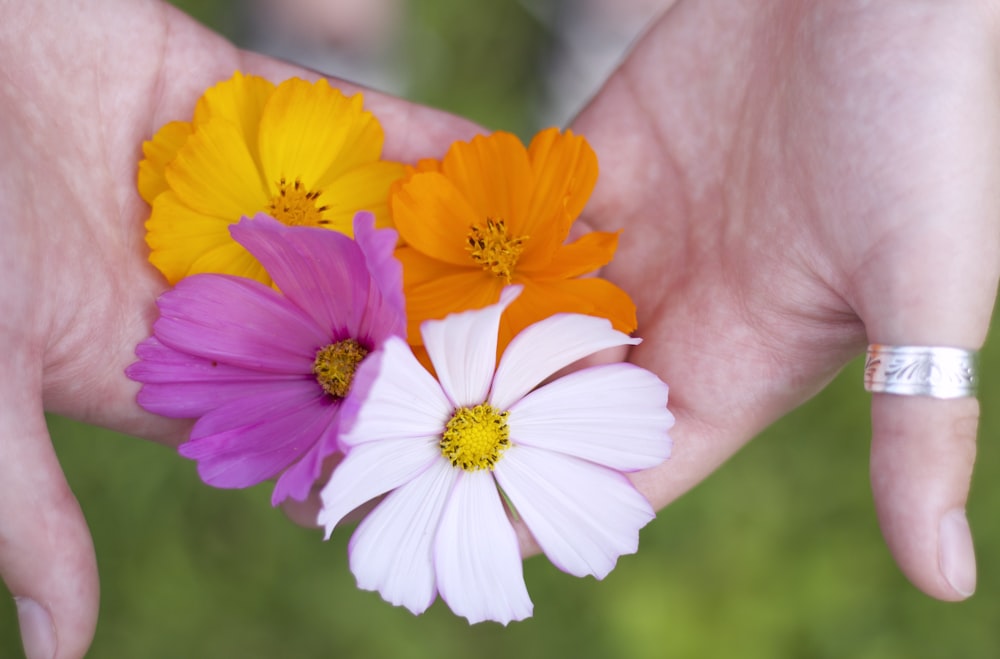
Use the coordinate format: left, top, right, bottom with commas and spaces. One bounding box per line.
318, 286, 673, 624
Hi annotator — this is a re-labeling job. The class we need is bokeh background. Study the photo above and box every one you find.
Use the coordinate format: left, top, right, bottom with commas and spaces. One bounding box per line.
4, 0, 1000, 656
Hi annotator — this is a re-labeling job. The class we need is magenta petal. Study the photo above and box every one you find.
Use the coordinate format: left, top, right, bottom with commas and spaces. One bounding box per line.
351, 212, 406, 339
230, 214, 404, 345
128, 337, 306, 418
179, 380, 336, 489
271, 418, 340, 505
155, 273, 326, 373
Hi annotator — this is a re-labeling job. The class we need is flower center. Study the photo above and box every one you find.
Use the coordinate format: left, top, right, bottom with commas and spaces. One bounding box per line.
312, 339, 368, 398
465, 217, 527, 283
439, 403, 511, 471
266, 177, 330, 227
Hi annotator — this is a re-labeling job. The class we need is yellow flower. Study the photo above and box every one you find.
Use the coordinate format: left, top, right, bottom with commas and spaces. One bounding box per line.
392, 128, 636, 354
139, 72, 405, 285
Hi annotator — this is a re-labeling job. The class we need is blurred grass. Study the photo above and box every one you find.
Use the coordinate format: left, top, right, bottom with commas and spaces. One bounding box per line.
4, 0, 1000, 657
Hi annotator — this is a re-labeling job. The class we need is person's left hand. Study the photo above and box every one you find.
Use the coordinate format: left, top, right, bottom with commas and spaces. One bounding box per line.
0, 2, 480, 657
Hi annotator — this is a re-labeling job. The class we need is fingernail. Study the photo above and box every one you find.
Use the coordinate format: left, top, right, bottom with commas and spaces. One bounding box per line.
14, 597, 56, 659
939, 508, 977, 598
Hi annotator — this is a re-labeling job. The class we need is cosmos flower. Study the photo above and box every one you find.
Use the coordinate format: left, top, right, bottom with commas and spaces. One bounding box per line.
126, 212, 405, 505
391, 128, 636, 355
139, 72, 405, 285
318, 286, 672, 623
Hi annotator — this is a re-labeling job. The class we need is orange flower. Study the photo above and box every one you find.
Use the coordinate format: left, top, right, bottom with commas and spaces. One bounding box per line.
392, 128, 636, 353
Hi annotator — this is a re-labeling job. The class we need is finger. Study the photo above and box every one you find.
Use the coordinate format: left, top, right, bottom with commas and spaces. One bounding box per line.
853, 51, 1000, 599
856, 219, 997, 601
0, 393, 99, 659
869, 395, 979, 600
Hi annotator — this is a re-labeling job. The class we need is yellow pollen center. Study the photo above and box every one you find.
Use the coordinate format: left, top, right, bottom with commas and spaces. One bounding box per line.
466, 217, 527, 283
439, 403, 511, 471
266, 177, 330, 227
312, 339, 368, 398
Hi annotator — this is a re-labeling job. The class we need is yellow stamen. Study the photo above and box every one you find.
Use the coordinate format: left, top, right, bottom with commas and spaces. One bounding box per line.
313, 339, 368, 398
465, 217, 527, 283
266, 176, 330, 227
440, 403, 511, 471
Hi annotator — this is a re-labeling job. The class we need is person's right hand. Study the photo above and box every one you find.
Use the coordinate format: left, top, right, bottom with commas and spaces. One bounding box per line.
572, 0, 1000, 603
0, 2, 481, 657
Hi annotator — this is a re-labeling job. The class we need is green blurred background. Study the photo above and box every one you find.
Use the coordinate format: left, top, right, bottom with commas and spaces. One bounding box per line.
4, 1, 1000, 656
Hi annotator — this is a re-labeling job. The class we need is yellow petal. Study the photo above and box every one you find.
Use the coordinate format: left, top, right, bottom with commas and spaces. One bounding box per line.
165, 116, 270, 220
258, 79, 384, 192
439, 132, 533, 235
146, 192, 237, 284
315, 160, 406, 235
193, 71, 275, 157
137, 121, 192, 205
189, 240, 269, 284
392, 171, 482, 267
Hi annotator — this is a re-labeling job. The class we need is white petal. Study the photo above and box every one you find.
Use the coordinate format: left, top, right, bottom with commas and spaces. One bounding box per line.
422, 286, 521, 407
348, 460, 459, 615
508, 363, 673, 471
434, 470, 533, 624
318, 437, 439, 537
491, 313, 641, 410
340, 337, 452, 448
495, 445, 654, 579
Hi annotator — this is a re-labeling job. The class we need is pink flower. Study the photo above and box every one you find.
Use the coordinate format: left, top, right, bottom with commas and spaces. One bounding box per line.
318, 286, 673, 624
127, 212, 405, 505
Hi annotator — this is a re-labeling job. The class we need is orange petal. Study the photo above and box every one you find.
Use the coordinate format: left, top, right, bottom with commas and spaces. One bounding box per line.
439, 132, 533, 234
518, 128, 599, 269
392, 171, 482, 266
398, 249, 501, 344
526, 230, 620, 278
137, 121, 192, 205
165, 116, 270, 220
396, 245, 470, 287
504, 277, 637, 341
258, 79, 384, 192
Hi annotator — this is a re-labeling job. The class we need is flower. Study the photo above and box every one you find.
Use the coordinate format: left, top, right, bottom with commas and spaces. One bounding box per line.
139, 72, 405, 285
126, 212, 406, 505
391, 128, 637, 355
318, 286, 672, 624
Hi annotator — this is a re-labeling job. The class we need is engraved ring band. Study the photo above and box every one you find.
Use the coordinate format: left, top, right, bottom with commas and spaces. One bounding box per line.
863, 345, 979, 399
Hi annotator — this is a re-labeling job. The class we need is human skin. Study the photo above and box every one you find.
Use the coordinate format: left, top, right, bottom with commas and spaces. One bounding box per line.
2, 0, 998, 657
573, 0, 998, 602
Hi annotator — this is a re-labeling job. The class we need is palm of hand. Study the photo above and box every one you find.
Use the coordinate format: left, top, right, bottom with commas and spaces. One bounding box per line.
3, 1, 997, 656
0, 3, 479, 657
575, 0, 1000, 600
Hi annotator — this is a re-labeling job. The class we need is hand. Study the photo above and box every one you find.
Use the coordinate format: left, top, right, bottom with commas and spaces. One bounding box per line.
0, 2, 480, 657
574, 0, 1000, 601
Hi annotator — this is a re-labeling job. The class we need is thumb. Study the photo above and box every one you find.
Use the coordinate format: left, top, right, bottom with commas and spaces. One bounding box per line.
0, 378, 98, 659
858, 257, 996, 601
855, 191, 1000, 601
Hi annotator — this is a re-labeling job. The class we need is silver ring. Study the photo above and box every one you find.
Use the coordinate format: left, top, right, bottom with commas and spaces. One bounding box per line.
864, 345, 978, 399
